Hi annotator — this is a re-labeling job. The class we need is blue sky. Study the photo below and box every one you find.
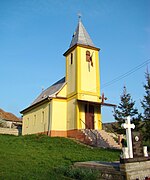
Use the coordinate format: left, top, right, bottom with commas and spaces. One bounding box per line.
0, 0, 150, 122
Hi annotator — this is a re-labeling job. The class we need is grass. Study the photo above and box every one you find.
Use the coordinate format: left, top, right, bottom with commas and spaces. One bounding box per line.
0, 134, 120, 179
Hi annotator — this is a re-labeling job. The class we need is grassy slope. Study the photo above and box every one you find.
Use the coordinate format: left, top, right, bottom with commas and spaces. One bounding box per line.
0, 134, 120, 179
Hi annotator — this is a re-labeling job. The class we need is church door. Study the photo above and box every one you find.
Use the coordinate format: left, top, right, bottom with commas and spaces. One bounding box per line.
85, 104, 94, 129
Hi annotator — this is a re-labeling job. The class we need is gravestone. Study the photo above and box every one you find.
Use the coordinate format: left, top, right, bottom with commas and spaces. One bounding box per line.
120, 116, 149, 162
132, 131, 144, 158
120, 116, 150, 179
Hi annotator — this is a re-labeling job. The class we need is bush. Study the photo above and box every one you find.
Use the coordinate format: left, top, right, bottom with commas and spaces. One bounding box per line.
54, 166, 100, 180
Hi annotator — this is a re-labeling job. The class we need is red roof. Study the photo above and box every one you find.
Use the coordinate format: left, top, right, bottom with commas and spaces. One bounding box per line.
0, 109, 21, 122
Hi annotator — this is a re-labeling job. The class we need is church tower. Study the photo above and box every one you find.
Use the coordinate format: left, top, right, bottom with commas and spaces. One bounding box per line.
64, 19, 102, 134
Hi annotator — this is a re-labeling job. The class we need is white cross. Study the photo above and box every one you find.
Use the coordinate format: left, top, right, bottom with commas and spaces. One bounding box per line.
121, 116, 135, 158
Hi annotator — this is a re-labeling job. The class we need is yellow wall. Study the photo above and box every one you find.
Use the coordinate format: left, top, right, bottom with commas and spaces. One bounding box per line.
57, 84, 67, 98
77, 93, 100, 102
80, 49, 97, 93
22, 102, 51, 135
94, 106, 102, 130
77, 102, 85, 129
77, 47, 100, 101
66, 49, 77, 97
51, 99, 67, 130
22, 98, 68, 135
67, 98, 77, 130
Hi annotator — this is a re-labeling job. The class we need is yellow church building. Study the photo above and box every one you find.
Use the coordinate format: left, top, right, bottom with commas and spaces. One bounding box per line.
21, 19, 104, 138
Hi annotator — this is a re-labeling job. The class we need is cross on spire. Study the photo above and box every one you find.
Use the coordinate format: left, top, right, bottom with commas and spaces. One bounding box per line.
77, 12, 82, 22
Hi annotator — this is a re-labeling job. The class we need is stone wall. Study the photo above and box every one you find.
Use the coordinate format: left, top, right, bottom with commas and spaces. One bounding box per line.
74, 161, 125, 180
74, 160, 150, 180
120, 160, 150, 180
0, 127, 21, 136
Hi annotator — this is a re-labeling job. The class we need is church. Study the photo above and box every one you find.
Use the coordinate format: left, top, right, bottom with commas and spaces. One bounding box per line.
21, 19, 105, 137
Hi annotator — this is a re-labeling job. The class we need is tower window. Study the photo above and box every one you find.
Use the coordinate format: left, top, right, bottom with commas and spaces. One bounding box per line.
71, 53, 73, 65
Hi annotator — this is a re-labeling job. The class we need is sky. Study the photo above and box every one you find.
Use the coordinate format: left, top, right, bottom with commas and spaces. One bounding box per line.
0, 0, 150, 123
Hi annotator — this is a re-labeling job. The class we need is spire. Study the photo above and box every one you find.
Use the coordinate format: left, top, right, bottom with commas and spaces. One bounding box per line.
69, 19, 95, 48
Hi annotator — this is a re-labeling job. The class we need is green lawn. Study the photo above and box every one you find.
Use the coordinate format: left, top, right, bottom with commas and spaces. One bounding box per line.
0, 134, 120, 179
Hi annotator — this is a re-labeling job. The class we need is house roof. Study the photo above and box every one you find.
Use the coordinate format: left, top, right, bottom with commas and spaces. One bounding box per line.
31, 77, 66, 106
0, 108, 20, 122
69, 20, 96, 48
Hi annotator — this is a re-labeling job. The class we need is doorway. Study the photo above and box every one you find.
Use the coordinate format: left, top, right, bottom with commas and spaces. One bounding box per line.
85, 104, 94, 129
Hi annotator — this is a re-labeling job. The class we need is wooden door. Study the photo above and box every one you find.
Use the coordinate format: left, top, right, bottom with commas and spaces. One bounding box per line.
85, 104, 94, 129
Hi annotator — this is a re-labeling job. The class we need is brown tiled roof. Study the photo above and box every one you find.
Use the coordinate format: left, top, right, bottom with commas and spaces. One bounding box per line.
0, 109, 20, 122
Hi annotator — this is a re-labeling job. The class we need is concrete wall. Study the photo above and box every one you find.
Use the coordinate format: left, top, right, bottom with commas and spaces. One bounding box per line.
120, 160, 150, 180
0, 128, 20, 136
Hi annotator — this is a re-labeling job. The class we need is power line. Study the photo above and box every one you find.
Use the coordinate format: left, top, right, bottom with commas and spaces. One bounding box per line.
101, 58, 150, 89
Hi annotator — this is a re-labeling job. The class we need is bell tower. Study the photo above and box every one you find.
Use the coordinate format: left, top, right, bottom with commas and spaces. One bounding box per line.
64, 19, 102, 132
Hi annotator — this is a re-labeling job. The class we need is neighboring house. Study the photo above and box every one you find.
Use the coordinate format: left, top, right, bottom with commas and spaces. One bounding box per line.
0, 109, 22, 129
21, 19, 112, 137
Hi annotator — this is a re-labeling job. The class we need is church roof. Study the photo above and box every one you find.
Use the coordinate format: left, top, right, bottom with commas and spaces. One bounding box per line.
69, 20, 95, 48
31, 77, 66, 106
21, 77, 66, 113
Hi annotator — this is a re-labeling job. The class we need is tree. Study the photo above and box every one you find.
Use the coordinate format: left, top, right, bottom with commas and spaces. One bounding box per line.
113, 86, 139, 134
141, 71, 150, 141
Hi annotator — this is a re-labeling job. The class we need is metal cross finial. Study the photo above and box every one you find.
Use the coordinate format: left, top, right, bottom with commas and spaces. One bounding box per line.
77, 12, 82, 21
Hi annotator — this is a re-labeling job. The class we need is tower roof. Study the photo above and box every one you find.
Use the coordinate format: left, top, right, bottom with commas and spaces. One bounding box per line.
69, 20, 96, 48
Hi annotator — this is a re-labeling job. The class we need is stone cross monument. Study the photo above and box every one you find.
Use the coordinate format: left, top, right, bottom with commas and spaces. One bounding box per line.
121, 116, 135, 158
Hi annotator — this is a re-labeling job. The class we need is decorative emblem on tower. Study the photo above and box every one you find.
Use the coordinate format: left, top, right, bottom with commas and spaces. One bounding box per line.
86, 50, 93, 71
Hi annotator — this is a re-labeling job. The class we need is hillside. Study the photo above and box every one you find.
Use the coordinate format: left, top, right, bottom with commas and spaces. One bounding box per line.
0, 134, 120, 179
103, 122, 116, 133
